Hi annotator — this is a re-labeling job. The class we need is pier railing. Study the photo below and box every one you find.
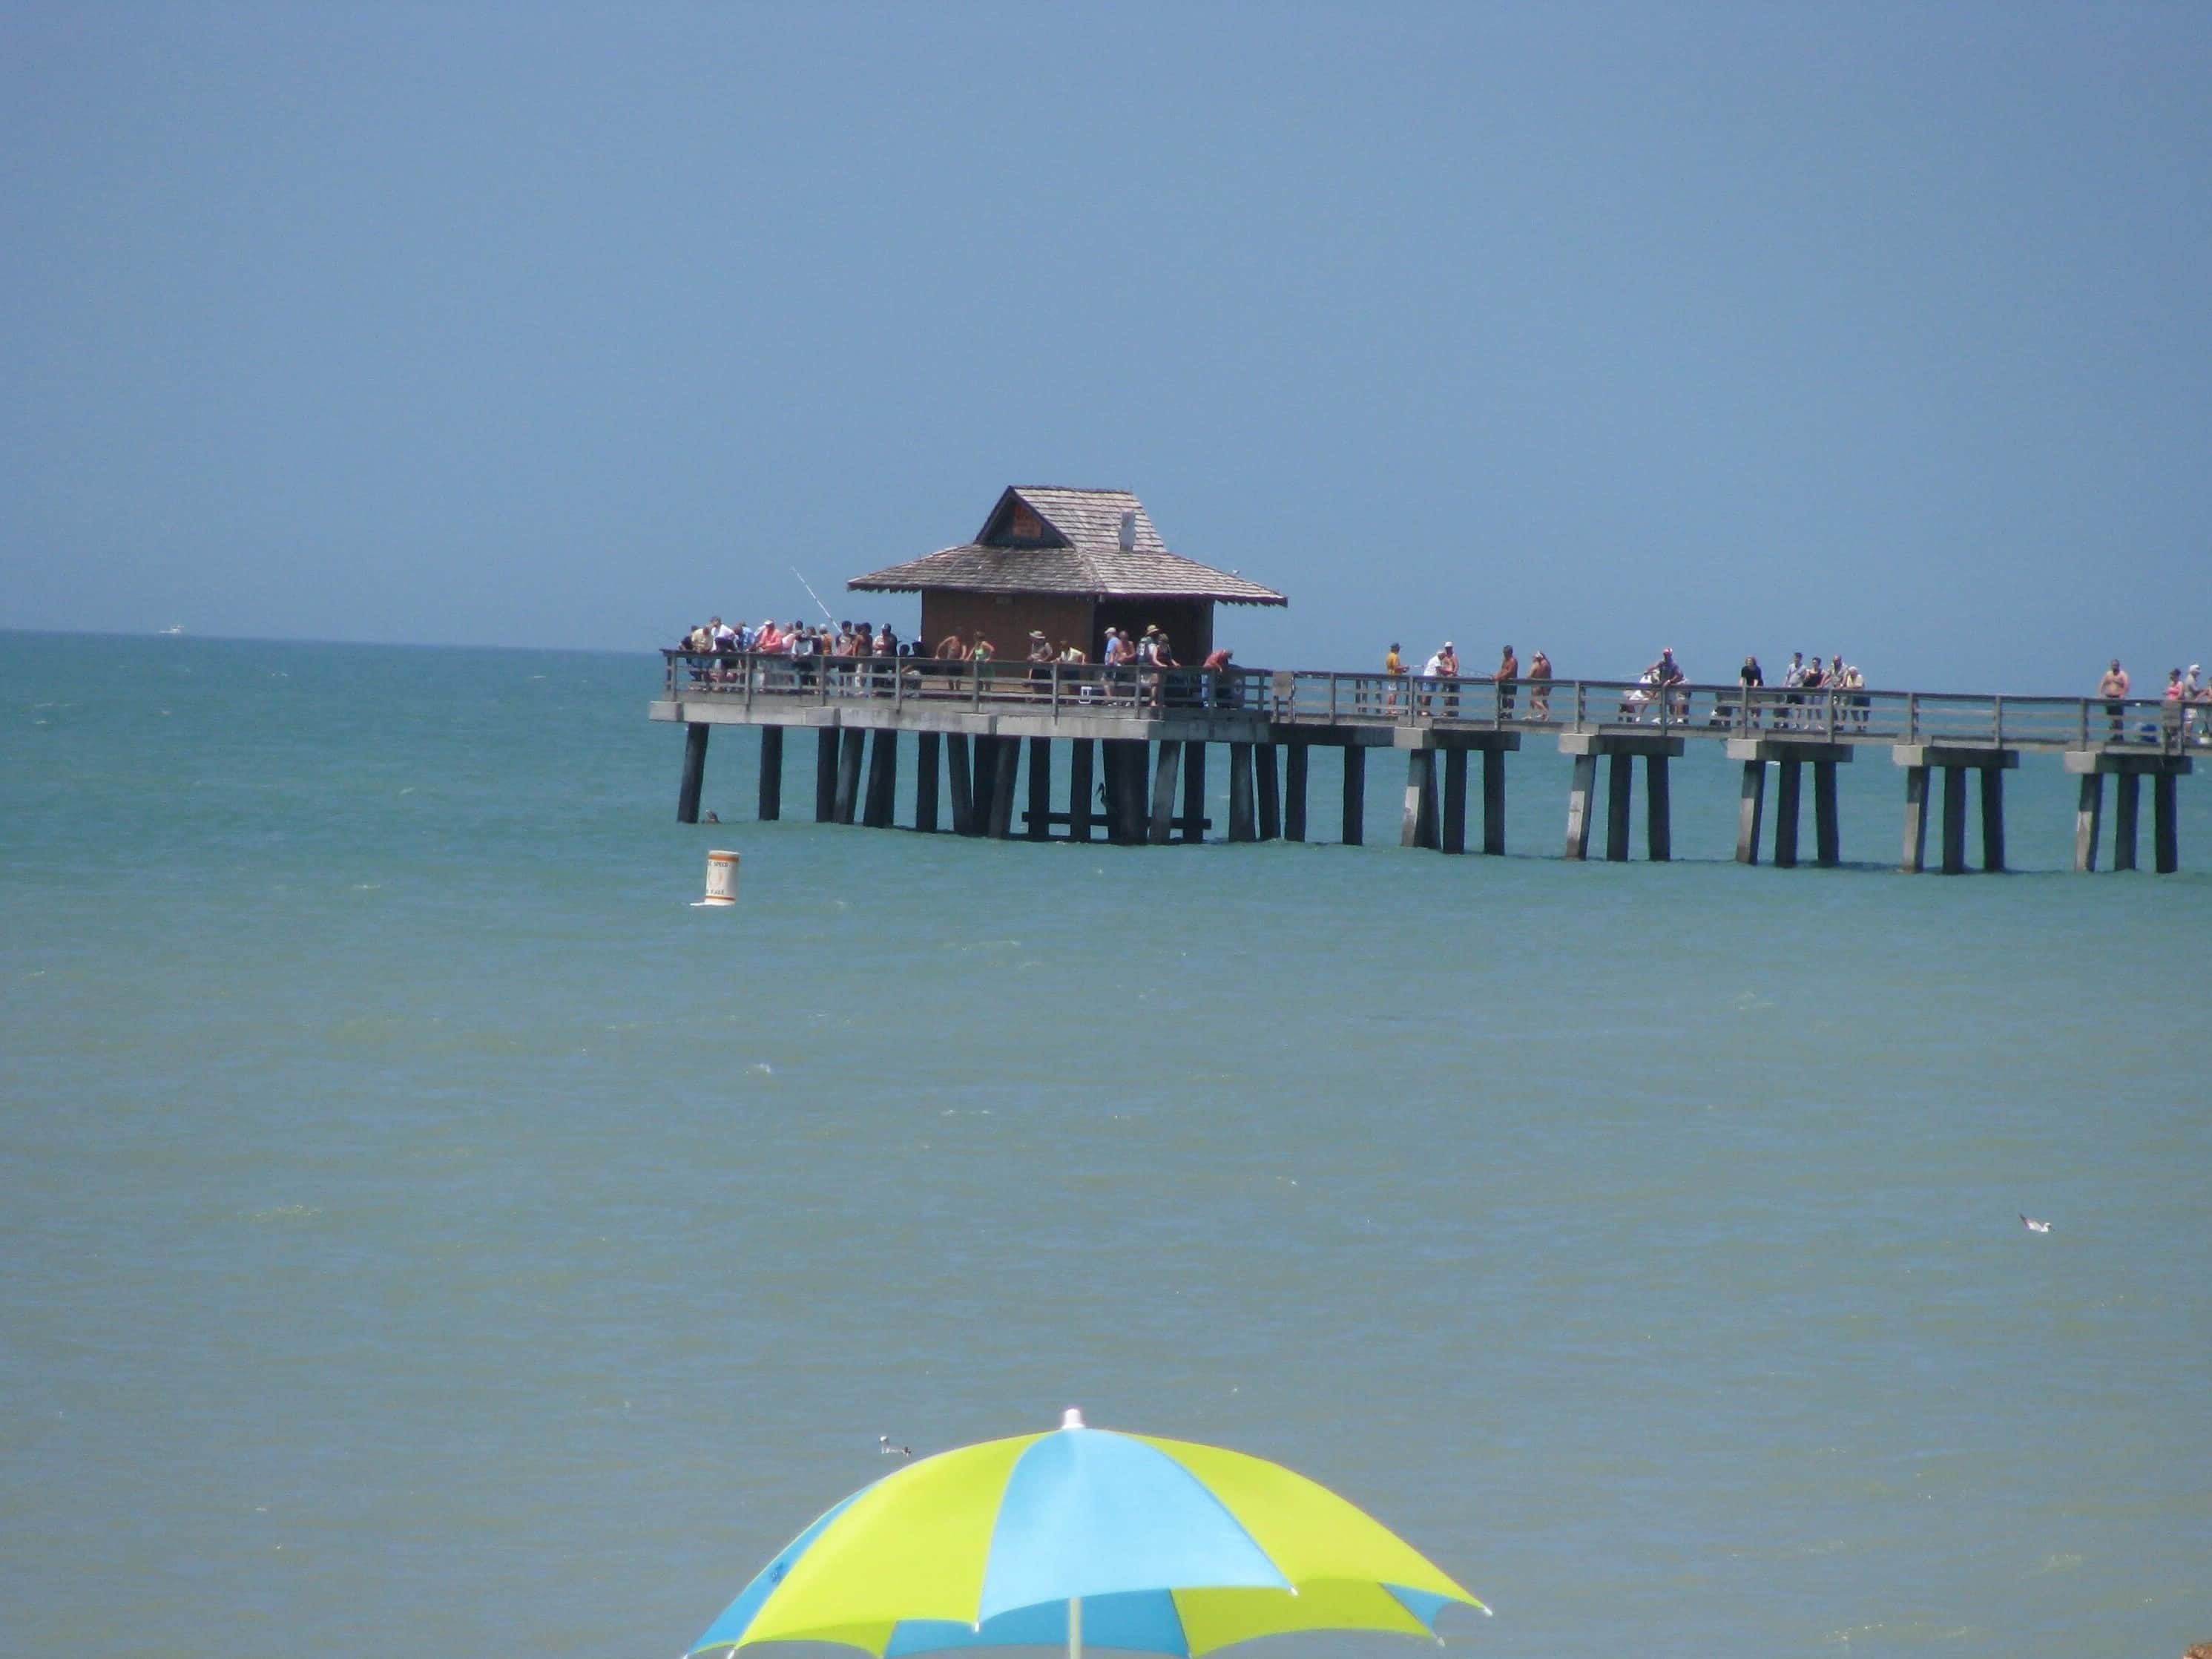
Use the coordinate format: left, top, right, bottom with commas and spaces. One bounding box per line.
661, 653, 2205, 754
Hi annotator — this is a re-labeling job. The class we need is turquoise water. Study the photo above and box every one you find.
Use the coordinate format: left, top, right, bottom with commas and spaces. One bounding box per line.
4, 631, 2208, 1659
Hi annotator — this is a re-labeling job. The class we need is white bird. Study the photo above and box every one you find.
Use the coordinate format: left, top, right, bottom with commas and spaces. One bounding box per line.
2021, 1213, 2052, 1234
879, 1436, 912, 1456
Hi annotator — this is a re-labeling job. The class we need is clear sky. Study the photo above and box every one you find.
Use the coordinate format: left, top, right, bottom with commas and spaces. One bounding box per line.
4, 2, 2208, 690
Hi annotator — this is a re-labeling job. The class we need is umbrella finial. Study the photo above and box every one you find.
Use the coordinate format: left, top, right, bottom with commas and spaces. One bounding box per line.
1061, 1406, 1085, 1430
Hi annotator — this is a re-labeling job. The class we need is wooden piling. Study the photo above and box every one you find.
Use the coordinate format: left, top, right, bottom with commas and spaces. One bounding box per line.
1481, 748, 1506, 855
1067, 738, 1094, 842
1256, 743, 1281, 841
1229, 742, 1258, 842
2114, 772, 2141, 871
756, 725, 782, 821
970, 736, 998, 835
1979, 766, 2005, 872
1646, 753, 1671, 862
2073, 771, 2103, 872
1149, 740, 1182, 845
1813, 759, 1840, 867
1564, 753, 1596, 859
1940, 764, 1967, 875
678, 721, 710, 824
988, 738, 1019, 838
1285, 742, 1309, 841
1122, 740, 1153, 843
1604, 752, 1633, 862
1441, 749, 1468, 855
1342, 746, 1366, 845
915, 732, 941, 832
2154, 772, 2179, 873
863, 730, 898, 828
947, 734, 975, 835
814, 729, 839, 824
834, 728, 866, 825
1027, 737, 1052, 840
1737, 760, 1766, 865
1900, 765, 1929, 873
1182, 740, 1208, 843
1774, 760, 1802, 868
1402, 750, 1437, 850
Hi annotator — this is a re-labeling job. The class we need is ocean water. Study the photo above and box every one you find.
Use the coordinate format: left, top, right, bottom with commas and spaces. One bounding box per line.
3, 631, 2208, 1659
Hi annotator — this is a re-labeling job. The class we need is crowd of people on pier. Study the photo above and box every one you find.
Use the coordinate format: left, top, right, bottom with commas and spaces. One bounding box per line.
674, 614, 2211, 745
676, 615, 1239, 709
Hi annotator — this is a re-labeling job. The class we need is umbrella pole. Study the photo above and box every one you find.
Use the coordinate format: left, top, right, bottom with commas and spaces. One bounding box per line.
1069, 1597, 1082, 1659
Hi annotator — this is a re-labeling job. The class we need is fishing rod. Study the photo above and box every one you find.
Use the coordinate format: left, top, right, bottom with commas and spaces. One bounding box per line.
791, 567, 837, 626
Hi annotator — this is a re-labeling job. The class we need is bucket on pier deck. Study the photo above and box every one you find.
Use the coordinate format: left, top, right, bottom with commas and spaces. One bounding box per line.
696, 849, 740, 907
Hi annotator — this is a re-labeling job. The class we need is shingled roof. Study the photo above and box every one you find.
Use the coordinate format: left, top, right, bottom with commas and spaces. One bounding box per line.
846, 487, 1287, 606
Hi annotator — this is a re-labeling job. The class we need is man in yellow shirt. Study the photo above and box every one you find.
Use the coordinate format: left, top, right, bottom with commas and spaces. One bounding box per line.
1383, 641, 1406, 710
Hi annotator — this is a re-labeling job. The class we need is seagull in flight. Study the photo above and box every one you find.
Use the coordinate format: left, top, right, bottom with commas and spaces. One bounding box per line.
2020, 1213, 2053, 1234
879, 1436, 912, 1457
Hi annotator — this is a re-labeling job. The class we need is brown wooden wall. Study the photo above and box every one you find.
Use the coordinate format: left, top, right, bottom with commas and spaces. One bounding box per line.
921, 592, 1096, 660
915, 592, 1222, 663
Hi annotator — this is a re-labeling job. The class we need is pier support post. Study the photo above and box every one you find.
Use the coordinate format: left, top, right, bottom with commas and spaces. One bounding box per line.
863, 730, 898, 828
971, 737, 998, 835
677, 721, 710, 824
834, 729, 866, 825
1342, 746, 1366, 845
988, 738, 1020, 838
1564, 752, 1597, 860
815, 729, 839, 824
1646, 754, 1671, 862
1604, 752, 1633, 861
1441, 749, 1468, 855
1900, 766, 1929, 872
947, 734, 975, 835
1067, 739, 1093, 842
1813, 759, 1840, 867
2114, 773, 2140, 871
1124, 741, 1153, 844
915, 732, 941, 832
1149, 740, 1182, 845
1182, 740, 1208, 843
1257, 743, 1281, 841
756, 726, 782, 821
1773, 760, 1802, 868
1027, 737, 1052, 840
1230, 743, 1258, 842
1979, 766, 2005, 872
1402, 750, 1438, 850
1481, 748, 1506, 855
2154, 772, 2179, 873
1940, 765, 1968, 874
1737, 760, 1766, 864
1285, 743, 1309, 841
2073, 772, 2103, 872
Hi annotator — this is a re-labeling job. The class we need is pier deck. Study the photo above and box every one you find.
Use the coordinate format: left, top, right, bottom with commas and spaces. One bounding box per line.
651, 653, 2200, 872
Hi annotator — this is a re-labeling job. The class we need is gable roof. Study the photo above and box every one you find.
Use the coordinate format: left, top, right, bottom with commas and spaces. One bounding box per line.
846, 487, 1288, 606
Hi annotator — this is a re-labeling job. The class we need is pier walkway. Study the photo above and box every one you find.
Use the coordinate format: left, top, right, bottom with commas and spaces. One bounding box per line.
651, 652, 2200, 873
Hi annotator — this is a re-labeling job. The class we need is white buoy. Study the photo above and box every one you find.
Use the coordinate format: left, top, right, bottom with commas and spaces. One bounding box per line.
695, 849, 740, 907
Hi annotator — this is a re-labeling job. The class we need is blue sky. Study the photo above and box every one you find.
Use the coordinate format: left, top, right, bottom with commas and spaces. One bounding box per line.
4, 2, 2208, 690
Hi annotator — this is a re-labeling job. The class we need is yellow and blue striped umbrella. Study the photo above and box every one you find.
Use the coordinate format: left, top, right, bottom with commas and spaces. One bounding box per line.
691, 1410, 1487, 1659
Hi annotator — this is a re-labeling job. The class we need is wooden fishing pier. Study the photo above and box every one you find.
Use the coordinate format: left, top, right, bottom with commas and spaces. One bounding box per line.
656, 484, 2196, 873
652, 655, 2199, 874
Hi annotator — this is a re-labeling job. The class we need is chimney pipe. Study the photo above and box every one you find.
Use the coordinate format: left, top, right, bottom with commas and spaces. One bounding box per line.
1118, 510, 1136, 552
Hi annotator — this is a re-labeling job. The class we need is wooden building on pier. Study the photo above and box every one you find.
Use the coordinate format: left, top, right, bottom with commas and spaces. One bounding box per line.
847, 486, 1286, 663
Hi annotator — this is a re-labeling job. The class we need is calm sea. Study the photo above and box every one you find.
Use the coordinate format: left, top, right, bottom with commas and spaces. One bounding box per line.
3, 631, 2208, 1659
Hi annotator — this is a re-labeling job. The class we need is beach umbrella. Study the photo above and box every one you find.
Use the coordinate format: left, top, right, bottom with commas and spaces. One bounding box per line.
690, 1409, 1487, 1659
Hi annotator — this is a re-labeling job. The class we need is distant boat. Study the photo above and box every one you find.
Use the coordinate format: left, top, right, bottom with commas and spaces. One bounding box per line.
157, 625, 185, 636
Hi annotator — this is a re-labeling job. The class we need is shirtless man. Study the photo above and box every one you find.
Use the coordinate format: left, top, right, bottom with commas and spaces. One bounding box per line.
1527, 649, 1552, 719
1493, 644, 1518, 717
2098, 658, 2130, 742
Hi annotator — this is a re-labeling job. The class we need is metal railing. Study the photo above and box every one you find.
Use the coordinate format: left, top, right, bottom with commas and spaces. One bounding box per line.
660, 653, 2208, 755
